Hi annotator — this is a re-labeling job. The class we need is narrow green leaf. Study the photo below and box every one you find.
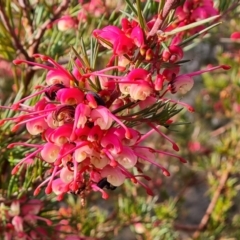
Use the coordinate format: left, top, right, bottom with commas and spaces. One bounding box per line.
164, 15, 220, 36
178, 22, 222, 47
136, 0, 147, 31
125, 0, 138, 16
119, 10, 137, 21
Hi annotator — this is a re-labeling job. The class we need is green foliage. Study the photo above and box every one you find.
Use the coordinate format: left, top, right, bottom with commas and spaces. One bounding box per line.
1, 1, 240, 240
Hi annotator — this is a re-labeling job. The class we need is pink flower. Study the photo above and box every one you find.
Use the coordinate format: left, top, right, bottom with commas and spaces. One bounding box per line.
231, 32, 240, 40
114, 128, 140, 146
72, 59, 83, 81
139, 96, 157, 109
91, 106, 113, 130
130, 26, 145, 47
188, 141, 201, 152
60, 167, 74, 183
26, 117, 48, 135
41, 143, 60, 163
168, 65, 230, 94
115, 146, 137, 169
50, 124, 73, 146
101, 129, 123, 154
0, 199, 51, 239
56, 88, 84, 105
129, 81, 153, 100
119, 68, 151, 97
74, 145, 93, 163
56, 15, 76, 31
70, 103, 91, 140
101, 165, 126, 186
52, 179, 66, 195
12, 216, 24, 233
168, 75, 194, 94
93, 26, 135, 55
121, 18, 145, 47
4, 19, 230, 203
80, 0, 106, 18
90, 154, 109, 168
162, 45, 183, 63
21, 200, 42, 216
176, 0, 218, 21
9, 201, 20, 217
46, 70, 72, 87
174, 0, 218, 35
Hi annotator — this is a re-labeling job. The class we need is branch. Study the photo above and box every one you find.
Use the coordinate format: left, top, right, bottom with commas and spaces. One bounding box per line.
192, 165, 231, 239
221, 0, 240, 18
28, 0, 70, 55
0, 2, 31, 60
17, 0, 34, 37
174, 223, 199, 231
147, 0, 180, 38
210, 121, 232, 137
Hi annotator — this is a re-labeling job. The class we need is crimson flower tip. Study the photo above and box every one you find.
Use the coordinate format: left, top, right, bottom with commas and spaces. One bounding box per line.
11, 166, 19, 175
33, 54, 48, 61
73, 182, 79, 191
57, 194, 64, 201
102, 192, 109, 199
33, 188, 41, 196
144, 176, 151, 181
125, 130, 132, 139
70, 134, 77, 142
0, 120, 5, 126
166, 119, 173, 124
12, 59, 22, 65
230, 32, 240, 40
45, 185, 52, 194
172, 144, 179, 151
11, 125, 19, 132
118, 66, 126, 72
188, 106, 195, 112
7, 143, 15, 148
54, 159, 62, 166
163, 170, 170, 177
180, 158, 187, 163
131, 177, 138, 184
221, 65, 231, 70
146, 189, 154, 196
12, 103, 20, 111
46, 220, 52, 226
109, 160, 118, 167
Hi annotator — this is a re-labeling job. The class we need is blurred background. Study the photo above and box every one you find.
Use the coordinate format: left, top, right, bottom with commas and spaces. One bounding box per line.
0, 0, 240, 239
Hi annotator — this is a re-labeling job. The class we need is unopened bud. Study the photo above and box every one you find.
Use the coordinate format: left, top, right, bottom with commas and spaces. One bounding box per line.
145, 49, 153, 61
140, 45, 147, 56
34, 187, 41, 196
163, 170, 170, 176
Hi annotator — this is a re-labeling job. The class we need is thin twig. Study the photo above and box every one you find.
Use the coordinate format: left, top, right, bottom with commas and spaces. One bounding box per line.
23, 0, 70, 91
192, 164, 231, 239
28, 0, 70, 55
147, 0, 179, 38
0, 1, 31, 60
174, 223, 199, 231
221, 0, 240, 18
210, 121, 232, 137
17, 0, 34, 37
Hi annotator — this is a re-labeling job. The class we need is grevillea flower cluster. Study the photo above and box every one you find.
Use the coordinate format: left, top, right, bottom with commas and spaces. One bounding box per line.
168, 0, 219, 38
0, 0, 230, 203
0, 198, 51, 240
